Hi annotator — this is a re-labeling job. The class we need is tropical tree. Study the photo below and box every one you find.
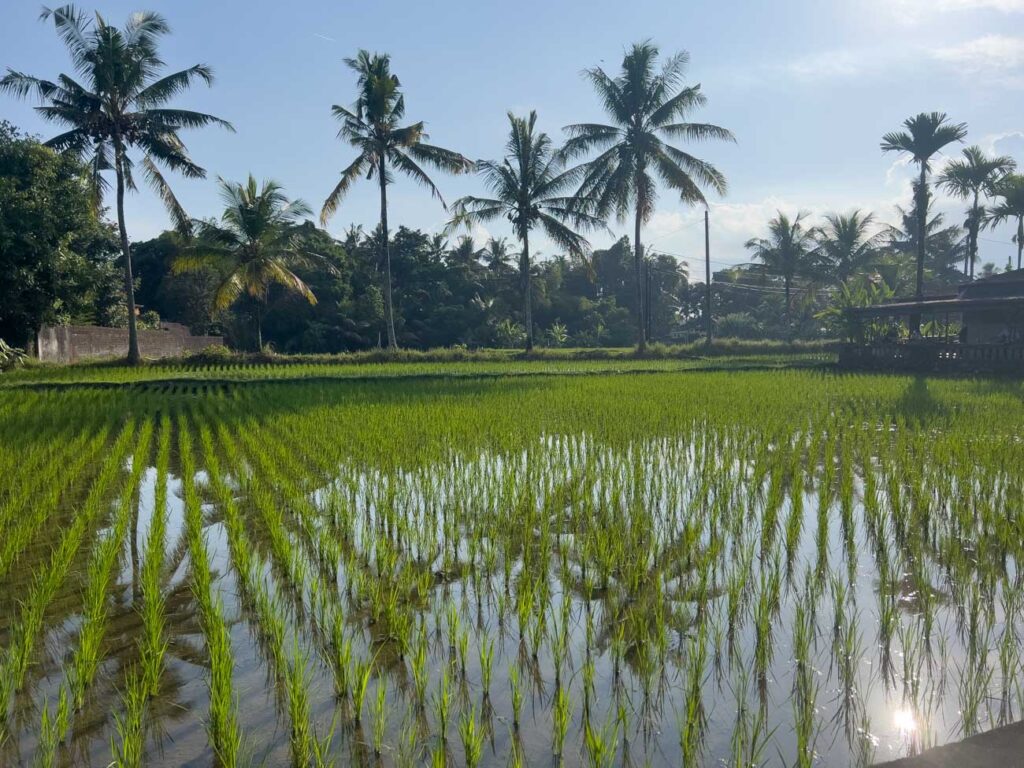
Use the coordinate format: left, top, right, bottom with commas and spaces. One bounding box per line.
987, 174, 1024, 271
0, 6, 232, 363
814, 210, 886, 285
938, 146, 1015, 279
744, 211, 820, 314
320, 50, 471, 349
883, 202, 966, 290
880, 112, 967, 331
482, 237, 514, 270
173, 175, 320, 350
561, 41, 734, 351
449, 111, 603, 350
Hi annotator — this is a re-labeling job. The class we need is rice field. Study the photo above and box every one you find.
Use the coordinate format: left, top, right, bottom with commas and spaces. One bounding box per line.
1, 367, 1022, 767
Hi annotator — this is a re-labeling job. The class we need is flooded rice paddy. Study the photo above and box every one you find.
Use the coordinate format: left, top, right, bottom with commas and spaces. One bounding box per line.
1, 370, 1022, 767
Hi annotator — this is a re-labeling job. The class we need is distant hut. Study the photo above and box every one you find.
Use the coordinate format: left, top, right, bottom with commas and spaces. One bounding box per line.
840, 270, 1024, 372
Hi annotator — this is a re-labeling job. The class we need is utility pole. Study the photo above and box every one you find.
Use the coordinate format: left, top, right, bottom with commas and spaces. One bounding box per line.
704, 207, 712, 346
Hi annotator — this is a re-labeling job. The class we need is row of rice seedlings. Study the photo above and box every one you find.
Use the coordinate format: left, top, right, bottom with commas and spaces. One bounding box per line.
110, 415, 173, 766
0, 419, 138, 720
201, 421, 334, 767
179, 425, 243, 767
68, 420, 154, 709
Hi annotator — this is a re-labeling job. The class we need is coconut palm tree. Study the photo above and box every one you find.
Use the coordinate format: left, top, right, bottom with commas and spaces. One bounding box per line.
938, 146, 1016, 279
561, 41, 734, 351
987, 174, 1024, 271
880, 112, 967, 332
744, 211, 820, 314
0, 6, 233, 363
320, 50, 471, 349
482, 237, 514, 270
814, 210, 886, 285
173, 175, 320, 350
449, 111, 603, 350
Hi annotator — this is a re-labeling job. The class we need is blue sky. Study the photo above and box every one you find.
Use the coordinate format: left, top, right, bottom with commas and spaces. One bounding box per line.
2, 0, 1023, 275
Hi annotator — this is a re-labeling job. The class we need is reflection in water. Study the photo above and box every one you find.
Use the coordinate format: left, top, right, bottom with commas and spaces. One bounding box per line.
0, 410, 1021, 767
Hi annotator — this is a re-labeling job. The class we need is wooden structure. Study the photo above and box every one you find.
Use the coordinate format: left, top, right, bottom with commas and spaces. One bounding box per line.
840, 271, 1024, 372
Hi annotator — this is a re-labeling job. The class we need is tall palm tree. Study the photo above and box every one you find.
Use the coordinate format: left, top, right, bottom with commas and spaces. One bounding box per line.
561, 41, 734, 351
449, 111, 603, 350
987, 174, 1024, 271
744, 211, 819, 314
938, 146, 1015, 279
320, 50, 471, 349
0, 6, 232, 363
814, 210, 886, 285
173, 176, 320, 350
880, 112, 967, 332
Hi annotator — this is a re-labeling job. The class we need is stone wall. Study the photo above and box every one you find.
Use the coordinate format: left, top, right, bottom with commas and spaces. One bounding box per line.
37, 323, 223, 363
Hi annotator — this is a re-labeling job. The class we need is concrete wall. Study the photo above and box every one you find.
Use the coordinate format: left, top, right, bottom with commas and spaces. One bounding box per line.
37, 323, 223, 363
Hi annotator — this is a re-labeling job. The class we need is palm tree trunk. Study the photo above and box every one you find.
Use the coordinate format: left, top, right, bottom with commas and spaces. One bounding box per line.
784, 275, 792, 317
912, 164, 927, 336
378, 158, 398, 350
256, 301, 263, 352
968, 193, 980, 280
634, 205, 647, 352
1017, 217, 1023, 271
115, 143, 141, 364
521, 230, 533, 352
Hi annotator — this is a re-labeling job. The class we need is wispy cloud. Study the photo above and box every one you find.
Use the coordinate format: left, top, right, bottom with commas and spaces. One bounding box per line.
766, 36, 1024, 87
889, 0, 1024, 24
930, 35, 1024, 79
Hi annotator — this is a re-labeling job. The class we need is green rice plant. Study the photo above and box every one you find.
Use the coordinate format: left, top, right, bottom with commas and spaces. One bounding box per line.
35, 686, 69, 768
110, 671, 147, 768
583, 715, 618, 768
286, 647, 314, 767
509, 665, 522, 731
411, 625, 430, 709
479, 637, 494, 695
435, 668, 453, 741
351, 655, 373, 725
552, 684, 570, 757
372, 680, 388, 757
458, 705, 484, 768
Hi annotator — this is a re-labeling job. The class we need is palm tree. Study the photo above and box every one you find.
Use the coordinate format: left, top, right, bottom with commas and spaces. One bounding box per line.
880, 112, 967, 332
938, 146, 1015, 279
449, 111, 603, 350
482, 237, 514, 270
320, 50, 471, 349
0, 6, 232, 363
744, 211, 819, 314
561, 41, 734, 351
884, 202, 967, 289
987, 174, 1024, 271
814, 210, 886, 285
173, 176, 320, 350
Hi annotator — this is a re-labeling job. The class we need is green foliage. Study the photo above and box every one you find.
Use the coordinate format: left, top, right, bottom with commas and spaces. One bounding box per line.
0, 121, 122, 346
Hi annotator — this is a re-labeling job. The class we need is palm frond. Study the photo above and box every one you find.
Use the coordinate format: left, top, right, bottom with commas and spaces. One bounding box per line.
142, 154, 191, 235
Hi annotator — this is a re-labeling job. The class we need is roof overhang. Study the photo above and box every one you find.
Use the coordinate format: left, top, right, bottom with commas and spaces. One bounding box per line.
852, 295, 1024, 318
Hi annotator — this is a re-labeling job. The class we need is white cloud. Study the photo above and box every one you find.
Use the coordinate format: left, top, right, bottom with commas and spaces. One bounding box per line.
930, 35, 1024, 75
889, 0, 1024, 24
